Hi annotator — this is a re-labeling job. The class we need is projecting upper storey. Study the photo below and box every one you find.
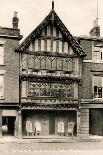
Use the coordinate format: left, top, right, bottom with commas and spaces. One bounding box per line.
16, 7, 86, 58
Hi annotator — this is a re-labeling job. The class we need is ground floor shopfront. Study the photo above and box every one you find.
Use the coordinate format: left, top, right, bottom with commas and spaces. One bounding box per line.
2, 103, 103, 139
0, 105, 22, 138
22, 109, 78, 137
81, 103, 103, 138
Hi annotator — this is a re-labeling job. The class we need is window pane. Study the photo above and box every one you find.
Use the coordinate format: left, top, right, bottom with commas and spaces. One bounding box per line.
41, 56, 46, 69
34, 56, 40, 69
41, 40, 45, 51
93, 76, 103, 98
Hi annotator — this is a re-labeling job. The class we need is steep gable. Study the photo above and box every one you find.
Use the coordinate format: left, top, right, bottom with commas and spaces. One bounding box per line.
16, 8, 86, 57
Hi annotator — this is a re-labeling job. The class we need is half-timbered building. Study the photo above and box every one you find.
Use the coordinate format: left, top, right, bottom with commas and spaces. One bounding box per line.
16, 2, 86, 137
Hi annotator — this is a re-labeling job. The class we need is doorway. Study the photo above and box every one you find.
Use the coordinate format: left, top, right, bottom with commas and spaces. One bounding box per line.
2, 116, 16, 136
89, 109, 103, 136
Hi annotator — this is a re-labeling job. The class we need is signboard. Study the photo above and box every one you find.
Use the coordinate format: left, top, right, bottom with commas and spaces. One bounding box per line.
2, 110, 16, 116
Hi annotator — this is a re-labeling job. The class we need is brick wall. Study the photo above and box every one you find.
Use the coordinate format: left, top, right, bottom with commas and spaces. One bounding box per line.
4, 38, 20, 103
82, 62, 93, 99
80, 108, 89, 138
80, 39, 92, 60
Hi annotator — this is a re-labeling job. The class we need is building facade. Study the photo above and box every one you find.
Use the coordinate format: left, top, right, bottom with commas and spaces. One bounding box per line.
16, 4, 86, 137
0, 3, 103, 139
0, 12, 22, 138
78, 22, 103, 137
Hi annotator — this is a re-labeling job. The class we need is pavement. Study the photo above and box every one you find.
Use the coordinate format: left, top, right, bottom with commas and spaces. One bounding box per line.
0, 135, 103, 143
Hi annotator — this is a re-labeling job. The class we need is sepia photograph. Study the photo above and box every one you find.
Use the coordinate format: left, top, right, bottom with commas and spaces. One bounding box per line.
0, 0, 103, 154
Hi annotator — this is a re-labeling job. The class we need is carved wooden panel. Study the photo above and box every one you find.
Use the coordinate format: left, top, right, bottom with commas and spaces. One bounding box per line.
28, 55, 34, 69
22, 54, 75, 72
22, 81, 27, 97
28, 82, 75, 98
22, 54, 27, 69
74, 58, 80, 76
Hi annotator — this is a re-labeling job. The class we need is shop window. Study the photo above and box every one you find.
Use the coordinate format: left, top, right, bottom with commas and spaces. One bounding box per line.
0, 44, 4, 65
93, 76, 103, 98
0, 75, 4, 99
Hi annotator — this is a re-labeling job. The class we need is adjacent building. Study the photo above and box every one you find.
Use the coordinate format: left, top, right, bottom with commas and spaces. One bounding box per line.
0, 12, 22, 137
79, 20, 103, 137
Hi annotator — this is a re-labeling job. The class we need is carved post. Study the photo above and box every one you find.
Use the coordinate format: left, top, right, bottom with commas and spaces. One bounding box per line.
17, 110, 22, 138
77, 110, 80, 137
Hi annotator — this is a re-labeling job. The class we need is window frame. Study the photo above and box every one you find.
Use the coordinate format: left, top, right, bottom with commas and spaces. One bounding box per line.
93, 76, 103, 99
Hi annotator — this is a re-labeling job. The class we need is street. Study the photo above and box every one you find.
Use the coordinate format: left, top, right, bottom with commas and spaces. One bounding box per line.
1, 140, 103, 155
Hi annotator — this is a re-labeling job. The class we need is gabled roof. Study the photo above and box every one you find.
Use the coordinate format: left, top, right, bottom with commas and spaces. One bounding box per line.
16, 8, 86, 57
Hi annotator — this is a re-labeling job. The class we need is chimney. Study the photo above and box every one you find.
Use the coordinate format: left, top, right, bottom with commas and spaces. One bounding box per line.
90, 18, 100, 37
12, 11, 19, 29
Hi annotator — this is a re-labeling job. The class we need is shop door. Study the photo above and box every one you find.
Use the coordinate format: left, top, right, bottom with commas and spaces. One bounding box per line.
2, 116, 16, 136
49, 115, 55, 135
89, 109, 103, 136
42, 120, 49, 135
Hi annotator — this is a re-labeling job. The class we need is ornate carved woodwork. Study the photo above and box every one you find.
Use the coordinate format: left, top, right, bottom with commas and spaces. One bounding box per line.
21, 100, 79, 110
22, 54, 76, 73
21, 81, 79, 99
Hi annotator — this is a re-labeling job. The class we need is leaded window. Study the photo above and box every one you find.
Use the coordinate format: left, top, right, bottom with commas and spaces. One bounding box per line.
45, 57, 51, 70
34, 56, 40, 69
41, 56, 46, 69
56, 57, 62, 70
52, 57, 57, 70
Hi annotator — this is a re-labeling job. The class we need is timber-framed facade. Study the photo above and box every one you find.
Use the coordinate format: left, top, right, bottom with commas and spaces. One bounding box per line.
16, 3, 86, 138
